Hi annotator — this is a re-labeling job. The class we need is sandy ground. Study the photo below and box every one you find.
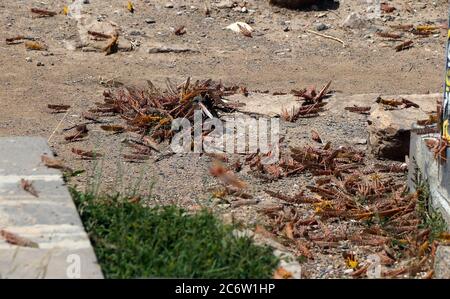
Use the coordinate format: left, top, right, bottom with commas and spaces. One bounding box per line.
0, 0, 449, 278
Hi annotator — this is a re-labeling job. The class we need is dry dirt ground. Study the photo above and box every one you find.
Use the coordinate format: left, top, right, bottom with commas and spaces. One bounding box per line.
0, 0, 449, 278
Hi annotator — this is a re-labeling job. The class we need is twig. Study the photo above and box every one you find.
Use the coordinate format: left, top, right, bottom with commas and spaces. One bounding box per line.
304, 29, 346, 47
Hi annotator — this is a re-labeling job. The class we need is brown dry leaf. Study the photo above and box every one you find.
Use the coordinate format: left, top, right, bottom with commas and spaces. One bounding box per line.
273, 267, 293, 279
20, 179, 38, 197
0, 229, 39, 248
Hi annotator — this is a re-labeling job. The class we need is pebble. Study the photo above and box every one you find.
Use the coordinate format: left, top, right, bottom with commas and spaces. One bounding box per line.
25, 57, 32, 63
36, 61, 44, 66
216, 0, 234, 9
129, 30, 143, 36
315, 23, 329, 31
145, 18, 156, 24
165, 3, 174, 8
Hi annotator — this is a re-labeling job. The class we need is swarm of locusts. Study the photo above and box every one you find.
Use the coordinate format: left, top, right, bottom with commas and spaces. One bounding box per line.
57, 78, 245, 162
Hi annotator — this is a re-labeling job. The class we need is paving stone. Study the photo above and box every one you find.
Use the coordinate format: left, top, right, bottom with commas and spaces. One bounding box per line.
0, 137, 103, 279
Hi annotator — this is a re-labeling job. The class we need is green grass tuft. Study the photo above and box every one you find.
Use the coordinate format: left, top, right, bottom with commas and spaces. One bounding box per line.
70, 189, 278, 279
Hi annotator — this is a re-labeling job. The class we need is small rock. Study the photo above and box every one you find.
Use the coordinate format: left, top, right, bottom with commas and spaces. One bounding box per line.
36, 61, 44, 66
129, 30, 143, 36
25, 57, 32, 63
342, 12, 367, 29
353, 138, 367, 145
165, 3, 174, 8
145, 18, 156, 24
216, 0, 234, 9
241, 7, 248, 13
315, 23, 329, 31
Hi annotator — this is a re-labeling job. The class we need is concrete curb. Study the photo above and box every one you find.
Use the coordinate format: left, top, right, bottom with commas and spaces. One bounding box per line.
0, 137, 103, 278
408, 130, 450, 279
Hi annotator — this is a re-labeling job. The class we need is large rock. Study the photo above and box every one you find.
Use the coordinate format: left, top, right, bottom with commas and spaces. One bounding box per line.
368, 94, 438, 161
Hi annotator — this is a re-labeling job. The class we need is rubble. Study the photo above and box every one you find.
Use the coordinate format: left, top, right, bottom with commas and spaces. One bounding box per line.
368, 94, 438, 161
